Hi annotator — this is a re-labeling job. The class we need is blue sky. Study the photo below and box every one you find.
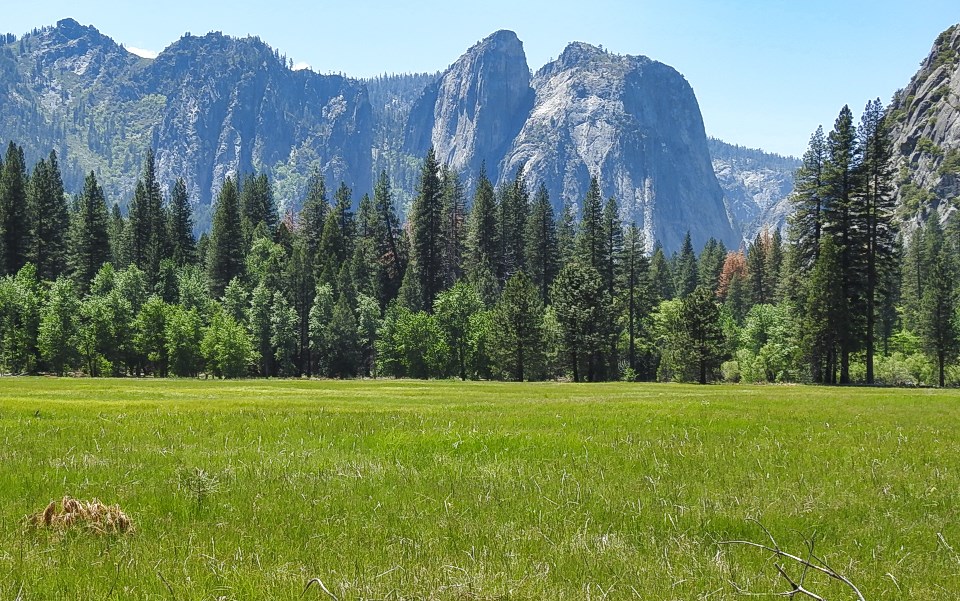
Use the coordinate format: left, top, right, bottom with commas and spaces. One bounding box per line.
5, 1, 958, 157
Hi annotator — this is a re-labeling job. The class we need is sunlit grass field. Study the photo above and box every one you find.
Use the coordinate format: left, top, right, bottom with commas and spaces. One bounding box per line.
1, 379, 958, 599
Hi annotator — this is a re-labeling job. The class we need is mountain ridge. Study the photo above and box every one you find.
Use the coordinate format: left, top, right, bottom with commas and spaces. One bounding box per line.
1, 18, 789, 249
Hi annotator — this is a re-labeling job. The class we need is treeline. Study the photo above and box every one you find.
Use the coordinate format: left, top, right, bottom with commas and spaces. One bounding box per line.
0, 99, 958, 384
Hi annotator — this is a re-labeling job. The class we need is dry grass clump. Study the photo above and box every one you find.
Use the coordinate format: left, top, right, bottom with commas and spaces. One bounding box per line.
27, 496, 133, 534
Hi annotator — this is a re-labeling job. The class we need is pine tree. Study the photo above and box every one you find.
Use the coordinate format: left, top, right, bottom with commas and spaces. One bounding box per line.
649, 243, 674, 301
488, 271, 544, 381
765, 228, 784, 302
439, 166, 467, 287
524, 182, 559, 302
27, 151, 69, 282
316, 209, 347, 289
372, 170, 405, 307
333, 181, 356, 254
680, 286, 726, 384
499, 166, 529, 280
239, 173, 278, 240
697, 237, 726, 291
168, 178, 196, 266
746, 232, 769, 306
327, 293, 360, 378
206, 177, 245, 297
127, 149, 166, 283
551, 262, 608, 382
673, 232, 698, 298
556, 197, 576, 267
466, 165, 499, 288
411, 147, 444, 312
788, 126, 828, 277
601, 196, 623, 299
300, 169, 329, 270
68, 171, 112, 291
857, 99, 898, 384
918, 218, 958, 387
620, 223, 654, 377
0, 142, 30, 275
804, 235, 844, 384
575, 176, 605, 273
822, 105, 864, 384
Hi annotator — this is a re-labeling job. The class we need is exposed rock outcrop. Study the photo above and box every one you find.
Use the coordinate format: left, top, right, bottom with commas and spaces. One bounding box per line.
708, 138, 799, 242
889, 24, 960, 221
404, 30, 533, 186
500, 42, 738, 251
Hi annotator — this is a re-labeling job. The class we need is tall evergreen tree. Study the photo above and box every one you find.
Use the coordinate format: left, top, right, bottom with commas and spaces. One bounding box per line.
697, 237, 726, 292
673, 232, 698, 298
499, 166, 529, 280
601, 196, 623, 299
68, 171, 112, 291
804, 235, 844, 384
857, 98, 897, 384
620, 223, 654, 378
239, 172, 278, 240
747, 232, 769, 306
206, 177, 245, 297
332, 181, 356, 253
466, 165, 499, 289
410, 147, 445, 312
765, 228, 784, 302
27, 151, 69, 282
822, 105, 864, 384
440, 165, 467, 287
649, 243, 674, 301
918, 218, 958, 387
524, 182, 559, 302
300, 169, 329, 270
488, 271, 544, 381
0, 142, 30, 275
372, 170, 405, 307
168, 178, 196, 266
551, 262, 608, 382
788, 126, 828, 277
680, 286, 726, 384
575, 176, 605, 273
126, 149, 166, 283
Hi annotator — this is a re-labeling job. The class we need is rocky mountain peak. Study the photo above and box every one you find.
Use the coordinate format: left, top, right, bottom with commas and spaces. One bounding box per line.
404, 29, 533, 184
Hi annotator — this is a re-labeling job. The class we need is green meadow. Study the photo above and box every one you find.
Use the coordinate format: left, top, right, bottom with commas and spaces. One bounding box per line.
1, 379, 958, 599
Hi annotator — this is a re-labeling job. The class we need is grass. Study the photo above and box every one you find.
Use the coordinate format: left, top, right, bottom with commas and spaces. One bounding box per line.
0, 379, 958, 599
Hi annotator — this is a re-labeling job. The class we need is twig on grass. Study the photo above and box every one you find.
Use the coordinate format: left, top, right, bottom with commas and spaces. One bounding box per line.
302, 577, 339, 600
718, 519, 866, 601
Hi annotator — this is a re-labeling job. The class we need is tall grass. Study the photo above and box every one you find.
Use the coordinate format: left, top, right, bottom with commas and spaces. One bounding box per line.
0, 379, 957, 599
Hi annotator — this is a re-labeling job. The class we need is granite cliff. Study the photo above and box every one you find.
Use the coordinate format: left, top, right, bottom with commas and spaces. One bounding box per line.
888, 24, 960, 222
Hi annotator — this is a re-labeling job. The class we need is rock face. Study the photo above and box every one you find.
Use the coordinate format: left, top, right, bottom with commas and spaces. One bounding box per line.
404, 30, 533, 185
0, 19, 372, 228
889, 24, 960, 220
499, 42, 737, 251
708, 138, 799, 242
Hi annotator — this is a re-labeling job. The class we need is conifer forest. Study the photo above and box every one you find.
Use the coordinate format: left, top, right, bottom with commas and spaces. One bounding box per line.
0, 100, 957, 386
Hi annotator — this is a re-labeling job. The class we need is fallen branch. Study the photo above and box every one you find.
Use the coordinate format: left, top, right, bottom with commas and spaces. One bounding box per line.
719, 520, 866, 601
